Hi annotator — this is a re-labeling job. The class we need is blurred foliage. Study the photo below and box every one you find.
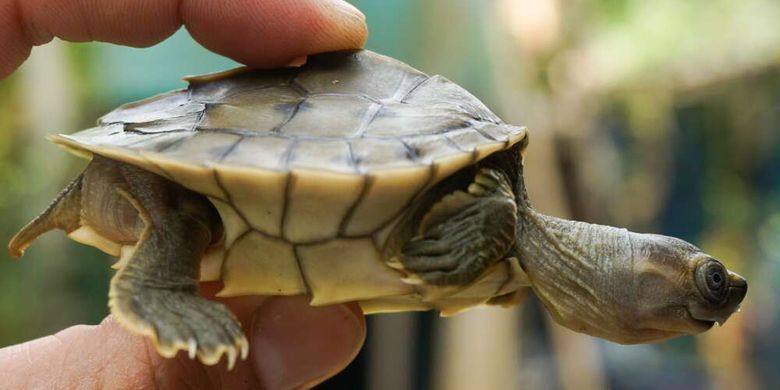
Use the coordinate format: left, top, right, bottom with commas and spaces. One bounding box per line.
0, 0, 778, 388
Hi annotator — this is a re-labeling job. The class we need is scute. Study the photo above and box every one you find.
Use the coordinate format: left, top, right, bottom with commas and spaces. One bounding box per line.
100, 90, 203, 133
401, 75, 500, 124
219, 136, 293, 170
349, 138, 414, 170
342, 167, 432, 236
296, 238, 414, 304
403, 134, 462, 163
282, 94, 375, 138
211, 168, 286, 237
164, 132, 242, 163
365, 74, 501, 137
187, 67, 298, 102
288, 139, 353, 172
283, 169, 364, 242
219, 231, 306, 296
294, 50, 428, 99
197, 86, 302, 132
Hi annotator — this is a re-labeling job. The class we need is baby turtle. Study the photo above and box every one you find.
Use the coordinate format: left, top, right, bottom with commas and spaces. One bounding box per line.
9, 50, 746, 369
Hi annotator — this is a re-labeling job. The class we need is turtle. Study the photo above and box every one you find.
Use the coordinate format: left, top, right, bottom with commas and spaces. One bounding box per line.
8, 49, 746, 369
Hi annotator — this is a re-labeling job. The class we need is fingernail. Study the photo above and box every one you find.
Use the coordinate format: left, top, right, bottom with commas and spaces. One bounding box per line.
326, 0, 367, 22
317, 1, 369, 49
251, 297, 365, 390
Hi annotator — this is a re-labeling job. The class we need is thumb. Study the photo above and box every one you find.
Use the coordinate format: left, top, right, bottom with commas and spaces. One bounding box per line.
0, 294, 365, 390
248, 296, 366, 389
207, 284, 367, 389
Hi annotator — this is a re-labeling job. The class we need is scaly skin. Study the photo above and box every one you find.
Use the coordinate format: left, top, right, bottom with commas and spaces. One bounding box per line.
513, 161, 747, 343
392, 144, 747, 343
10, 156, 246, 369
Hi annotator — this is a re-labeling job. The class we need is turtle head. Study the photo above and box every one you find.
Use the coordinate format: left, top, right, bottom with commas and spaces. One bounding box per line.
624, 233, 747, 343
515, 213, 747, 344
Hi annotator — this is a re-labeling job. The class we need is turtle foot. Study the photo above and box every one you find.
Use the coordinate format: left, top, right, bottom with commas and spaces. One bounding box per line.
109, 285, 248, 370
390, 167, 518, 286
392, 213, 489, 286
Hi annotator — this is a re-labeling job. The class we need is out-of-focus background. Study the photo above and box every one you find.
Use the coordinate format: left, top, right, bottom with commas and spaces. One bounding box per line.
1, 0, 778, 388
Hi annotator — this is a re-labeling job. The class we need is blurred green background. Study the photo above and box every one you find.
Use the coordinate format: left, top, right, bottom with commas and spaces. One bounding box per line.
1, 0, 778, 389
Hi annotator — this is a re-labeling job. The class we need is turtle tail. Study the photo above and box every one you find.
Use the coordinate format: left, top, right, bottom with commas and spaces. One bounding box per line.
8, 173, 83, 257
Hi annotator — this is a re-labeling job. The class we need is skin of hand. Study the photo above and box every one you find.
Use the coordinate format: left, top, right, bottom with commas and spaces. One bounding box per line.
0, 0, 369, 388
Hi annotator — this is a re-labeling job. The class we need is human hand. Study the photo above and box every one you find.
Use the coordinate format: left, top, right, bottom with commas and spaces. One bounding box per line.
0, 283, 366, 389
0, 0, 368, 388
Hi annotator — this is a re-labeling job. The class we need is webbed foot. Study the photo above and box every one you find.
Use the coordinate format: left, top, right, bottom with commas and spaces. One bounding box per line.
109, 280, 248, 369
388, 168, 518, 286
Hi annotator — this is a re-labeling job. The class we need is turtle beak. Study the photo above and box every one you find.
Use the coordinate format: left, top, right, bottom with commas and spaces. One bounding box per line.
725, 271, 748, 316
728, 271, 748, 290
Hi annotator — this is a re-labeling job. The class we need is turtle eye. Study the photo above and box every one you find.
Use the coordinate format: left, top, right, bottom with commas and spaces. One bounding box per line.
695, 259, 729, 303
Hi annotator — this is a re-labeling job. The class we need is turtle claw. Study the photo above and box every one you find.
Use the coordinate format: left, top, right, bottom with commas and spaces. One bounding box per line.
386, 257, 405, 270
401, 275, 425, 285
109, 284, 249, 370
239, 336, 249, 360
187, 338, 197, 360
226, 346, 238, 371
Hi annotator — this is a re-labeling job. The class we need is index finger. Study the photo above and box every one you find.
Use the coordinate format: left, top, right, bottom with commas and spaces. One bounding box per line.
0, 0, 368, 78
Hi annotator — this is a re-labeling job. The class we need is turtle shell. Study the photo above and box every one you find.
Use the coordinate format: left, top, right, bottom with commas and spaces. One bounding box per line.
53, 50, 527, 310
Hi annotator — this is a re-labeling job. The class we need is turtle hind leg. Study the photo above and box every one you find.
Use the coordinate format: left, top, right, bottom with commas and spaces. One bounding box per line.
8, 173, 83, 257
390, 168, 518, 285
107, 163, 246, 369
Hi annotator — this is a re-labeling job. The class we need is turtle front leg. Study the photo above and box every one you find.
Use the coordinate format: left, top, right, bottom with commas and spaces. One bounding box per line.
105, 161, 247, 369
390, 168, 518, 285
